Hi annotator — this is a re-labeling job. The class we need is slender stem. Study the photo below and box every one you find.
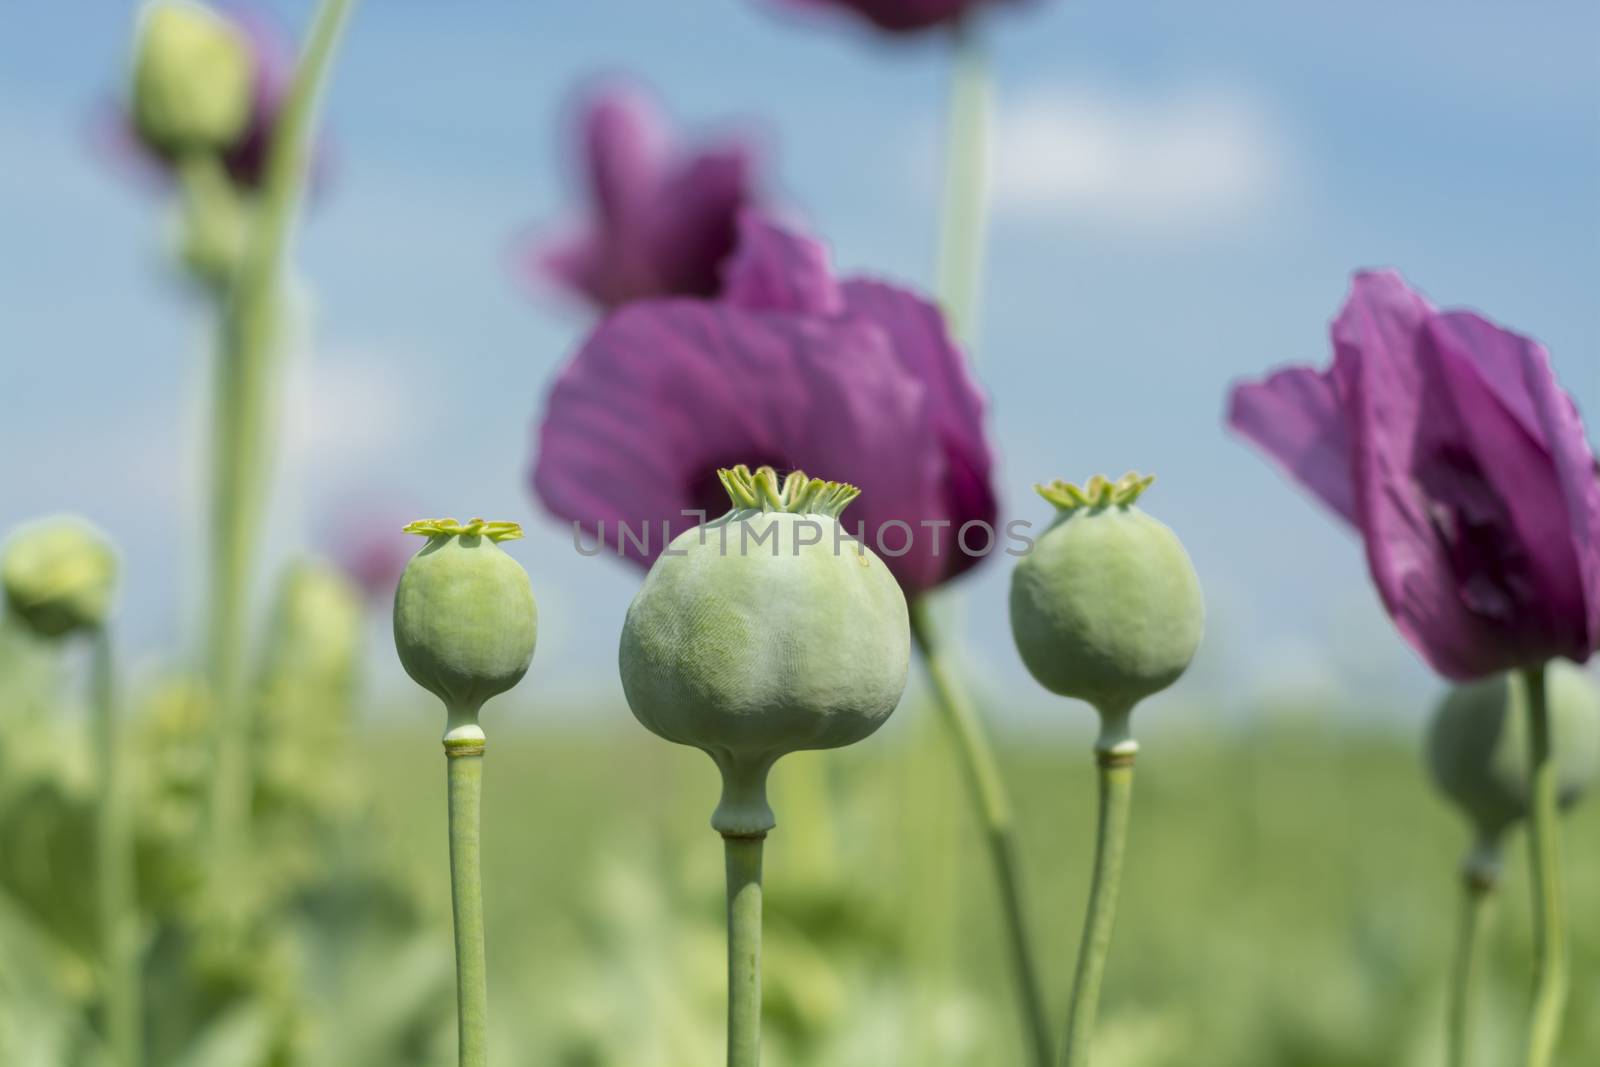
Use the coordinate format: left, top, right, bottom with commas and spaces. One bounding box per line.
1521, 663, 1567, 1067
935, 20, 993, 349
91, 628, 141, 1067
205, 0, 359, 867
908, 599, 1052, 1067
1447, 863, 1494, 1067
724, 833, 765, 1067
1061, 746, 1136, 1067
446, 735, 489, 1067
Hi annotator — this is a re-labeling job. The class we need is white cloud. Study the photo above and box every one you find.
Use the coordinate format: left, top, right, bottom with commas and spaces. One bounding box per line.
989, 84, 1292, 234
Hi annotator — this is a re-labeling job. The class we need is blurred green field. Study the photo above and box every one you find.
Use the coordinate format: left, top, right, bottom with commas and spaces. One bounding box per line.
363, 698, 1600, 1067
5, 609, 1597, 1066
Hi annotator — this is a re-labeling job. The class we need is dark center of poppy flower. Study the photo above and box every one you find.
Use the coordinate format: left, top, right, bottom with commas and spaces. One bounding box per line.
1414, 443, 1535, 629
687, 454, 791, 520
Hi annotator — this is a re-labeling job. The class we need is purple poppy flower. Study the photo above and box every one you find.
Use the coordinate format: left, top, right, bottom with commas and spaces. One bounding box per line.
519, 82, 761, 311
531, 211, 998, 597
1228, 270, 1600, 680
775, 0, 1023, 34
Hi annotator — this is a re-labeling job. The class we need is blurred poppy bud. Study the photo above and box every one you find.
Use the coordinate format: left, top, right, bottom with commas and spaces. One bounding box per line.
2, 517, 119, 639
131, 0, 254, 159
261, 560, 364, 693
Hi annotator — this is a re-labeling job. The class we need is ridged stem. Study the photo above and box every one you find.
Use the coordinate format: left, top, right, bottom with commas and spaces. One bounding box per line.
445, 733, 488, 1067
1447, 860, 1494, 1067
205, 0, 359, 870
91, 628, 141, 1067
935, 19, 992, 348
909, 599, 1052, 1067
724, 833, 765, 1067
1521, 663, 1567, 1067
1061, 741, 1136, 1067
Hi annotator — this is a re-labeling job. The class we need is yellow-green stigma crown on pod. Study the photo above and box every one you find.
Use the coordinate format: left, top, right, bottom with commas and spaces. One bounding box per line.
393, 518, 537, 733
2, 517, 119, 639
1426, 664, 1600, 848
131, 0, 255, 156
1009, 474, 1203, 742
619, 465, 909, 835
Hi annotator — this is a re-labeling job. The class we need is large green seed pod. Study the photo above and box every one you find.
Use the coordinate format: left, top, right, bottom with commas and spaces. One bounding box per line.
131, 1, 254, 158
1009, 474, 1203, 739
620, 465, 910, 834
2, 516, 119, 639
393, 519, 538, 729
1426, 663, 1600, 848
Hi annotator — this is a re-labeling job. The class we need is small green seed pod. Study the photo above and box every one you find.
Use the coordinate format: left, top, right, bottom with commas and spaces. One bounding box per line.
1426, 663, 1600, 855
393, 519, 538, 733
620, 465, 910, 834
2, 516, 119, 639
131, 1, 254, 158
263, 560, 364, 692
1009, 474, 1203, 744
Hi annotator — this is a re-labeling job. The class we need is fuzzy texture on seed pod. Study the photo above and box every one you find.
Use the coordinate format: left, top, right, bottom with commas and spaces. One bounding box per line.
620, 465, 910, 834
1426, 663, 1600, 844
1010, 474, 1203, 719
2, 517, 119, 639
393, 519, 538, 719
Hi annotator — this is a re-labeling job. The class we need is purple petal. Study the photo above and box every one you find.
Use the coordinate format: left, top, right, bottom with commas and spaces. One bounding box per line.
648, 142, 754, 299
1227, 366, 1357, 525
723, 211, 843, 316
532, 300, 942, 588
840, 277, 997, 583
776, 0, 1008, 34
580, 84, 668, 232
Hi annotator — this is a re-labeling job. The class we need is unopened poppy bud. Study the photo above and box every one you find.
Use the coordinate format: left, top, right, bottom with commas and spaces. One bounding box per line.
393, 519, 538, 732
131, 0, 253, 159
1426, 663, 1600, 846
263, 560, 363, 691
1009, 474, 1203, 743
2, 517, 119, 639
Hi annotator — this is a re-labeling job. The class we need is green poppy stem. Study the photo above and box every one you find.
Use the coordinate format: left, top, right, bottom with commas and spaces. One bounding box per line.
935, 18, 992, 348
724, 833, 765, 1067
91, 628, 141, 1067
1061, 736, 1136, 1067
908, 600, 1052, 1067
1447, 858, 1494, 1067
445, 733, 489, 1067
205, 0, 359, 870
1522, 662, 1567, 1067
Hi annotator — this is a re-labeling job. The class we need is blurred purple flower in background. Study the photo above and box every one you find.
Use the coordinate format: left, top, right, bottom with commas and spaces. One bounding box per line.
1228, 270, 1600, 680
519, 82, 762, 311
775, 0, 1023, 34
531, 211, 997, 596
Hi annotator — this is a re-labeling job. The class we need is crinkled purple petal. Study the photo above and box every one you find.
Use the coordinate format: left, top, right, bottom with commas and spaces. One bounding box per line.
532, 300, 943, 590
722, 211, 843, 316
840, 277, 996, 582
1227, 366, 1356, 525
648, 142, 754, 299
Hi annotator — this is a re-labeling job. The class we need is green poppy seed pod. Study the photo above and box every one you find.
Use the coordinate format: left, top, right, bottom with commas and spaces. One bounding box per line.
131, 0, 254, 158
1426, 663, 1600, 852
1009, 474, 1203, 747
2, 517, 119, 639
393, 519, 538, 737
619, 465, 910, 835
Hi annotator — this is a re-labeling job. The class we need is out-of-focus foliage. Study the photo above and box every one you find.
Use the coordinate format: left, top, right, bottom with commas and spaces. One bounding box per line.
4, 595, 1599, 1064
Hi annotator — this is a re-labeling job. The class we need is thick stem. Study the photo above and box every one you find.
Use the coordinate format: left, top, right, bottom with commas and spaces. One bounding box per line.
1061, 745, 1136, 1067
1521, 663, 1567, 1067
92, 629, 141, 1067
724, 833, 765, 1067
445, 733, 488, 1067
908, 600, 1052, 1067
935, 19, 992, 349
1447, 858, 1495, 1067
205, 0, 359, 869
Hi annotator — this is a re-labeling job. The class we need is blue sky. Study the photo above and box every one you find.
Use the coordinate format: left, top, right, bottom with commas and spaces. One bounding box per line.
2, 0, 1597, 727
